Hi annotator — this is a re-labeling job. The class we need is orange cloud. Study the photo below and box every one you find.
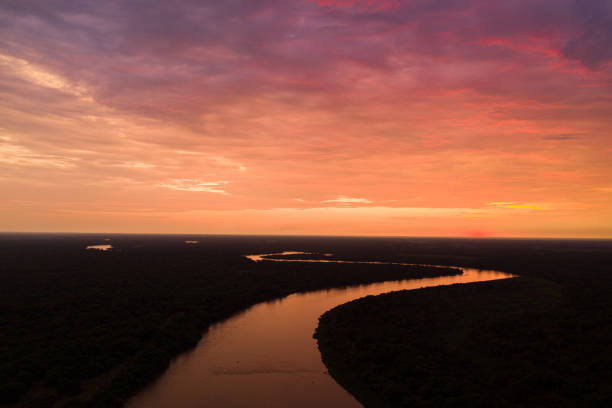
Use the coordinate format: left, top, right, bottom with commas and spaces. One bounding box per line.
322, 196, 373, 204
157, 180, 230, 194
488, 202, 542, 210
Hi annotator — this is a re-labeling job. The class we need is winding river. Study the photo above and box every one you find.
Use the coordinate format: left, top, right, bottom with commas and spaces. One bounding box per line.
126, 254, 513, 408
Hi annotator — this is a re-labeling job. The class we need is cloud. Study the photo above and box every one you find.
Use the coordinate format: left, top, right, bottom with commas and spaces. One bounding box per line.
542, 133, 585, 141
308, 0, 400, 11
562, 0, 612, 69
116, 161, 156, 169
0, 133, 77, 168
157, 179, 229, 194
1, 0, 605, 129
323, 195, 372, 204
0, 54, 88, 97
211, 156, 247, 171
0, 1, 610, 236
488, 202, 541, 210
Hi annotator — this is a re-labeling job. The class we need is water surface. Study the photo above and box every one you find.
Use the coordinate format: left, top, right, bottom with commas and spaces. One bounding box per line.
127, 255, 512, 408
85, 244, 112, 251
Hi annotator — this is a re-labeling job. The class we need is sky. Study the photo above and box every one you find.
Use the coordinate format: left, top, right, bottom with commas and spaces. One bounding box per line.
1, 0, 611, 237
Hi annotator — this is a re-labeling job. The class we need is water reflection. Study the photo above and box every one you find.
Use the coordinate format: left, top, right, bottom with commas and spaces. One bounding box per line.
246, 251, 314, 261
246, 251, 464, 270
85, 244, 112, 251
185, 240, 199, 244
127, 258, 513, 408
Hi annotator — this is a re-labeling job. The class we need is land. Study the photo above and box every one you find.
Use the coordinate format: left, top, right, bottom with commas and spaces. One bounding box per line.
315, 239, 612, 407
2, 234, 611, 407
0, 233, 459, 408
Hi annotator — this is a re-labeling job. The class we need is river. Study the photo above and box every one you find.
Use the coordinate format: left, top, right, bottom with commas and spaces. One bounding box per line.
126, 254, 513, 408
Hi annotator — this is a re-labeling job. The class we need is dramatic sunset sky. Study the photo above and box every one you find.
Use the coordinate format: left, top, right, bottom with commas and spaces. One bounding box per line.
1, 0, 611, 237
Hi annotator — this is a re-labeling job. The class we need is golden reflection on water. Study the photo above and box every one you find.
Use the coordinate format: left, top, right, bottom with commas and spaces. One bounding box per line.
126, 254, 513, 408
85, 244, 112, 251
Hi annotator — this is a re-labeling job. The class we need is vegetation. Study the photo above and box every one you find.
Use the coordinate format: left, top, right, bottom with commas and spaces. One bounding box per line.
315, 242, 612, 407
0, 233, 458, 408
3, 234, 611, 407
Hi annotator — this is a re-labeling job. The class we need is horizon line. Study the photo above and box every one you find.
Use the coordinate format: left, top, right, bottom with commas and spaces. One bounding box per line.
1, 231, 611, 241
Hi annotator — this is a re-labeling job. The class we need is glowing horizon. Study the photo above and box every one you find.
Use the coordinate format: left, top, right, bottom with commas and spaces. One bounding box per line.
1, 1, 611, 238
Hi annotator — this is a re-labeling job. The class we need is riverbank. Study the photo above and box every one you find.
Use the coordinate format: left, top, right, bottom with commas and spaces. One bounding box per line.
315, 275, 611, 407
0, 234, 460, 408
126, 267, 510, 408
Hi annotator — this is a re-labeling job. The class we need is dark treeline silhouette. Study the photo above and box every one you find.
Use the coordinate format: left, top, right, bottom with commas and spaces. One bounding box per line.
315, 239, 612, 407
0, 233, 459, 408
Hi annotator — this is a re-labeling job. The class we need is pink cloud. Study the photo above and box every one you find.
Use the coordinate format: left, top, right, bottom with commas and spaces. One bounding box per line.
309, 0, 400, 11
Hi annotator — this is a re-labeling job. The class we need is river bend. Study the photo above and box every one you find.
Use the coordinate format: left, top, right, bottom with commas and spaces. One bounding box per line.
127, 255, 513, 408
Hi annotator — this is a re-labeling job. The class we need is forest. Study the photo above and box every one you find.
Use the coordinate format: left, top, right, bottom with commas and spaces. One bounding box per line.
315, 240, 612, 407
0, 233, 458, 407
